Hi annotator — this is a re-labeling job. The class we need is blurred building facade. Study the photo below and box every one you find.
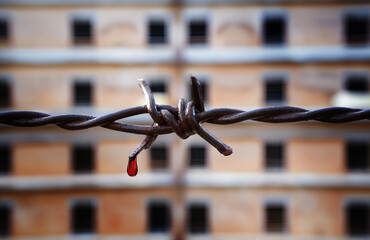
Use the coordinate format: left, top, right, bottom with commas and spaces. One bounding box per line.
0, 0, 369, 239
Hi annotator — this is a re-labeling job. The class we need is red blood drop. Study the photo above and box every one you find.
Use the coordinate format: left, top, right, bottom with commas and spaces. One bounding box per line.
127, 157, 138, 177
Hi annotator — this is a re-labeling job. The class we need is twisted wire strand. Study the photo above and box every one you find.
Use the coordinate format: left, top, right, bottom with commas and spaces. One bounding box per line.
1, 106, 369, 131
0, 77, 369, 176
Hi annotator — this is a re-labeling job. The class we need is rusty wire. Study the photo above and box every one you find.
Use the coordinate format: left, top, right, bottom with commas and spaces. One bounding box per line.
0, 76, 370, 175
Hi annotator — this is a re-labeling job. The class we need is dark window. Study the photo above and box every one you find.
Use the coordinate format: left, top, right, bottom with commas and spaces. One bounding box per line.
148, 20, 167, 44
345, 75, 368, 93
150, 146, 168, 170
346, 142, 369, 171
263, 15, 286, 46
344, 14, 369, 46
188, 19, 207, 44
188, 204, 208, 233
0, 79, 10, 108
148, 202, 171, 233
0, 19, 9, 41
190, 146, 206, 168
74, 82, 92, 106
265, 143, 284, 171
346, 203, 369, 236
71, 201, 96, 234
72, 19, 93, 45
265, 78, 286, 104
0, 145, 11, 175
265, 204, 286, 233
149, 81, 166, 94
0, 204, 11, 237
73, 145, 94, 174
190, 81, 207, 103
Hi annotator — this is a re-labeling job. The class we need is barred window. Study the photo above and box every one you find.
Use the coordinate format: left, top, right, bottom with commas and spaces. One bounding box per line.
265, 143, 284, 171
74, 81, 92, 106
0, 78, 10, 108
0, 144, 11, 175
189, 146, 206, 168
0, 18, 9, 41
149, 81, 166, 94
265, 203, 286, 233
346, 202, 369, 236
344, 13, 369, 46
345, 75, 368, 93
0, 204, 11, 237
188, 19, 207, 45
71, 200, 96, 234
73, 145, 94, 174
188, 203, 208, 233
148, 20, 167, 44
147, 201, 171, 233
346, 142, 369, 172
150, 146, 168, 170
263, 14, 286, 46
265, 77, 286, 104
72, 19, 93, 45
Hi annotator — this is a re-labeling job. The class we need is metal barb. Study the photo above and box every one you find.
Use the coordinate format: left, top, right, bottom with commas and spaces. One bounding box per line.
1, 76, 370, 172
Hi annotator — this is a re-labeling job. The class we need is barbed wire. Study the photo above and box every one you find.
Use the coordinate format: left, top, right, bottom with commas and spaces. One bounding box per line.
1, 76, 370, 176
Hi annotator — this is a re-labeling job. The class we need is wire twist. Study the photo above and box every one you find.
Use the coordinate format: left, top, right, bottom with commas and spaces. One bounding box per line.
1, 76, 369, 176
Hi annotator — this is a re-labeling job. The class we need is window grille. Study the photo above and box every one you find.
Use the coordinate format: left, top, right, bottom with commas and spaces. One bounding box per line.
148, 201, 171, 233
72, 145, 94, 174
148, 20, 167, 44
188, 203, 208, 233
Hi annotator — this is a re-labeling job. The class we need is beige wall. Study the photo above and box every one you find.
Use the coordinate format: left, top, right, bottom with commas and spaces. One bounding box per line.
4, 188, 366, 236
2, 64, 369, 110
13, 143, 70, 176
3, 4, 369, 48
9, 137, 355, 175
287, 139, 345, 173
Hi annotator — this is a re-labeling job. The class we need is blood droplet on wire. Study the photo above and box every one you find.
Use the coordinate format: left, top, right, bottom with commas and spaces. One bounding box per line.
127, 157, 138, 177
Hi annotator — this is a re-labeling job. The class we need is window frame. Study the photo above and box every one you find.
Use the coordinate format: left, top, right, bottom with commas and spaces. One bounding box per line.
261, 11, 288, 47
189, 145, 207, 169
265, 142, 285, 172
342, 10, 369, 47
72, 144, 95, 174
146, 199, 172, 233
343, 72, 369, 94
70, 13, 95, 46
0, 15, 10, 44
186, 15, 210, 46
263, 198, 288, 234
69, 198, 98, 235
147, 17, 168, 45
264, 73, 288, 105
343, 197, 370, 237
0, 75, 12, 109
346, 140, 369, 172
0, 144, 11, 175
150, 145, 168, 171
0, 200, 12, 237
187, 200, 210, 234
73, 79, 94, 107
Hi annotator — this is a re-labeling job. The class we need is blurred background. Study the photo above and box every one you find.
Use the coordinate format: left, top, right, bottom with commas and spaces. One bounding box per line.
0, 0, 369, 239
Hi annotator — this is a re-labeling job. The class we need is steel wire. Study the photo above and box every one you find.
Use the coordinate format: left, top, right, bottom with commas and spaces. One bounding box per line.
0, 77, 369, 176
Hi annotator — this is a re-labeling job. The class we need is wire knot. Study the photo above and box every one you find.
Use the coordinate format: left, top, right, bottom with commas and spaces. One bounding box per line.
127, 77, 232, 176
